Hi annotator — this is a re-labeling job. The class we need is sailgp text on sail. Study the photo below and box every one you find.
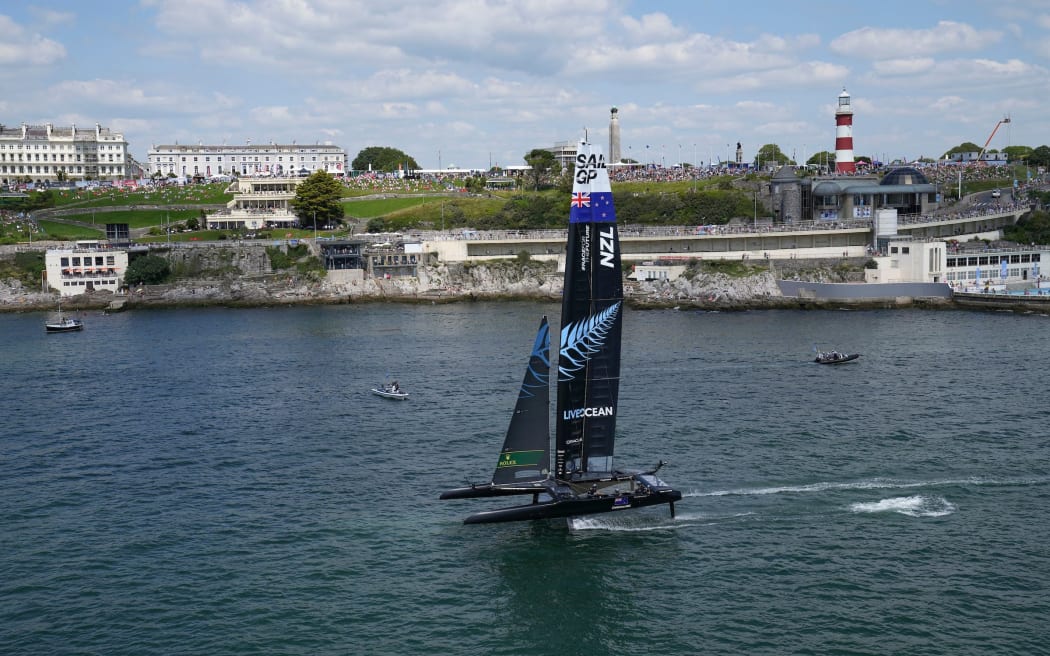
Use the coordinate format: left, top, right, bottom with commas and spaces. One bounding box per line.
574, 150, 607, 183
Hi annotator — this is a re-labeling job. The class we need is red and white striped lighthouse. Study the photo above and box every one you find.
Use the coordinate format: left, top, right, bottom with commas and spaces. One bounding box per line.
834, 87, 856, 174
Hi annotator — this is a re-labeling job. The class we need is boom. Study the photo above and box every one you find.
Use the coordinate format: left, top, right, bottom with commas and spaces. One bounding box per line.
977, 116, 1011, 163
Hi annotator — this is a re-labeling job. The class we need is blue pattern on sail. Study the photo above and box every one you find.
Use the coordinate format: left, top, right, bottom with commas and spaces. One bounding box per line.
520, 321, 550, 398
558, 301, 621, 382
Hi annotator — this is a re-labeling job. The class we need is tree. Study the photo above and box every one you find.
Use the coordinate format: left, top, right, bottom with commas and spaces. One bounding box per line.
124, 254, 170, 285
755, 144, 793, 167
1027, 145, 1050, 168
806, 151, 835, 171
1004, 209, 1050, 244
290, 171, 345, 229
942, 142, 982, 159
1003, 145, 1033, 163
524, 149, 559, 191
352, 146, 419, 173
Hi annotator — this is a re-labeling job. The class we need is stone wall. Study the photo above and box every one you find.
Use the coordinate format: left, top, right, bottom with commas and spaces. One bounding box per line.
162, 244, 273, 277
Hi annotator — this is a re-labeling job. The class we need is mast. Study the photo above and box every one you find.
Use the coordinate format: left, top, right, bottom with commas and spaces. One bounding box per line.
554, 140, 623, 480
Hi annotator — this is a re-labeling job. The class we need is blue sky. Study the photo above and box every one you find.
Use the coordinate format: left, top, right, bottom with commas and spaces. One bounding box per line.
2, 1, 1048, 169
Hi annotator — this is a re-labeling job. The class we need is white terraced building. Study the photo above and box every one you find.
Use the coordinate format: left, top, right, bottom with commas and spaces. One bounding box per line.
147, 142, 348, 179
0, 123, 129, 185
206, 176, 301, 231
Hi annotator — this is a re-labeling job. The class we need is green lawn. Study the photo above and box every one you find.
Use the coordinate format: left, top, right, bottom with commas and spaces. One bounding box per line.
51, 183, 233, 208
612, 176, 739, 194
50, 209, 204, 230
342, 196, 436, 218
37, 220, 105, 240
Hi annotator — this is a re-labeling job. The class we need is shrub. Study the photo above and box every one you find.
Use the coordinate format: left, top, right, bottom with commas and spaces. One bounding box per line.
124, 254, 171, 285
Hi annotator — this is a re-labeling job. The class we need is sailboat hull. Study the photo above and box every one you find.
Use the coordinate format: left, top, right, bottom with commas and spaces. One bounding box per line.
462, 487, 683, 524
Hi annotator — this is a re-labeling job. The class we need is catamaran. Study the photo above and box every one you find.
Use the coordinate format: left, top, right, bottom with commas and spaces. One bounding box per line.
440, 140, 682, 524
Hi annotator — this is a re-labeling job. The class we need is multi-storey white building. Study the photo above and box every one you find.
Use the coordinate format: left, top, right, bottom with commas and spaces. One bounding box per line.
207, 176, 302, 231
45, 241, 129, 297
0, 123, 129, 185
147, 142, 347, 179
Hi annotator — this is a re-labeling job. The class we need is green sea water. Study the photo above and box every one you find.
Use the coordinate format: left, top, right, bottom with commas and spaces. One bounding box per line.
2, 304, 1048, 655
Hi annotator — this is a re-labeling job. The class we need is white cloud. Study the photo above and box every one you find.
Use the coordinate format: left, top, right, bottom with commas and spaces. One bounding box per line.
830, 21, 1001, 59
0, 15, 66, 65
620, 12, 684, 42
333, 69, 476, 102
695, 61, 850, 94
249, 106, 295, 124
146, 0, 611, 75
50, 79, 179, 109
872, 58, 936, 76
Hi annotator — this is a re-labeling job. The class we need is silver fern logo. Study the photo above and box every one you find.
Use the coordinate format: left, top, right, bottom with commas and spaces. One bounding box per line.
558, 301, 621, 381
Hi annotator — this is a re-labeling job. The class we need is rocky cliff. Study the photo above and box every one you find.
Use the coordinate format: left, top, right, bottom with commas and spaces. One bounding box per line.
0, 244, 889, 313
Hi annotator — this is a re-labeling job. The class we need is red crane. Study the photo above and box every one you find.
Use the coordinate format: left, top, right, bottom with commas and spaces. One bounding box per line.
977, 116, 1011, 164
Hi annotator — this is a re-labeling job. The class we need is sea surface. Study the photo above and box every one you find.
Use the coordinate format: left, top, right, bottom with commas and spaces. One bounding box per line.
2, 303, 1048, 655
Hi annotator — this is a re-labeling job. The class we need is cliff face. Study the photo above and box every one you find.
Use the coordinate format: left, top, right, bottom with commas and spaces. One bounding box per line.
0, 279, 59, 309
418, 260, 561, 297
635, 269, 782, 304
1, 244, 878, 312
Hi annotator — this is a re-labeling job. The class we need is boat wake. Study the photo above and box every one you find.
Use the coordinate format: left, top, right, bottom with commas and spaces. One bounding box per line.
684, 475, 1050, 498
569, 514, 677, 532
569, 511, 753, 532
849, 495, 956, 517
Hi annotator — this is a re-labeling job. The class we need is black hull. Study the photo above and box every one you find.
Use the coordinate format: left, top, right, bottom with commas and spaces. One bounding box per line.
462, 488, 683, 524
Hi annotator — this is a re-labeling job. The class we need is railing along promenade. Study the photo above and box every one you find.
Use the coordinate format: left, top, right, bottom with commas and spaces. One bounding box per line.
10, 201, 1029, 258
405, 201, 1030, 242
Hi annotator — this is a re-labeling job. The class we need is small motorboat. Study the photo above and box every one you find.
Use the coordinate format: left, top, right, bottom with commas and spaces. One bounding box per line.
814, 351, 860, 364
45, 306, 84, 333
371, 382, 409, 400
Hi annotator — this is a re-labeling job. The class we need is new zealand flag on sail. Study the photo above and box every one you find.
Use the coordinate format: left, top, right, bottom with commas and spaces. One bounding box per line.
570, 147, 617, 224
570, 191, 616, 224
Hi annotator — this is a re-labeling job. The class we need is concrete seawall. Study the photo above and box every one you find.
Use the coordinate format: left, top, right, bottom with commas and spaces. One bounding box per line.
776, 280, 953, 301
